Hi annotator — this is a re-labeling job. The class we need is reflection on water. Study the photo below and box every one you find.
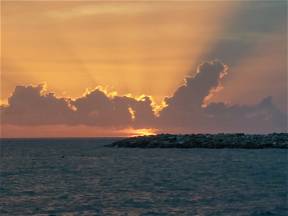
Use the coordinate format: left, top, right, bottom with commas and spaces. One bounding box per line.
0, 138, 287, 215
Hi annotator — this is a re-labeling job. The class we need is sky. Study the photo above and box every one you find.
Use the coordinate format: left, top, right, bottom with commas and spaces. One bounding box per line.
1, 0, 287, 137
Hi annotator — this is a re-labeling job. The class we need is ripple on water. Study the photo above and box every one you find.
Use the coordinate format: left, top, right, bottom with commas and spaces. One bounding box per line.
0, 139, 287, 216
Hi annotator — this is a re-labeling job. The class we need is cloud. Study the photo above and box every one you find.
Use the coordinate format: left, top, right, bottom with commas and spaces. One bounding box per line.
1, 60, 286, 135
71, 88, 155, 127
158, 60, 228, 125
201, 97, 286, 133
1, 84, 75, 125
0, 84, 155, 129
157, 61, 286, 133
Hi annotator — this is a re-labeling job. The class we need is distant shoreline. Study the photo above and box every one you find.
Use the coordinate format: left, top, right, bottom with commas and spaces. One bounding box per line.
108, 133, 288, 149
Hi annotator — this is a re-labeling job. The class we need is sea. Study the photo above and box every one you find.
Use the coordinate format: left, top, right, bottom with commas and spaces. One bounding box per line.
0, 138, 287, 216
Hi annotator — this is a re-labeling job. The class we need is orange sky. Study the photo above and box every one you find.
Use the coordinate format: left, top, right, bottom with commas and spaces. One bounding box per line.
1, 1, 287, 137
1, 1, 237, 104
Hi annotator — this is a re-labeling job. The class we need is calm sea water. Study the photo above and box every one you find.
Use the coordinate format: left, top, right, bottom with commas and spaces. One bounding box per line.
0, 138, 287, 216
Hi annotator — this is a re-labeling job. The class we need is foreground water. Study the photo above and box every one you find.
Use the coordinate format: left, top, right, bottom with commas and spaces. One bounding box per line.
0, 138, 287, 216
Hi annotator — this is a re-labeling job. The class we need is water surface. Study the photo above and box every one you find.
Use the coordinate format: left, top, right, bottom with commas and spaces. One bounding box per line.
0, 138, 287, 215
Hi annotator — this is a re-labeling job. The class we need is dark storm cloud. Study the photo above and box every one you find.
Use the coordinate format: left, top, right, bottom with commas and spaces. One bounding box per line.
1, 60, 286, 133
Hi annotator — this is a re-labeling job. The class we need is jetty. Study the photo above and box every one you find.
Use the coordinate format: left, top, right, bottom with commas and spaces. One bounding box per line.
108, 133, 288, 149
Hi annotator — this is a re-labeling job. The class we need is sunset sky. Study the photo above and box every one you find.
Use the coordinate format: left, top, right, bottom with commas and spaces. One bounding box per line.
1, 0, 287, 137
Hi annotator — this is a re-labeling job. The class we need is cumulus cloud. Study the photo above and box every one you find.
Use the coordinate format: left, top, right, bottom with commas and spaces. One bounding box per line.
157, 60, 286, 133
202, 97, 286, 133
1, 60, 286, 134
71, 89, 155, 127
158, 60, 228, 126
0, 84, 155, 129
1, 84, 74, 125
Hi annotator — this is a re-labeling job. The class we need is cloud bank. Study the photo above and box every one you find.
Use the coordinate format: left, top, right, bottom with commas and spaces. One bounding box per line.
1, 85, 155, 129
1, 61, 286, 134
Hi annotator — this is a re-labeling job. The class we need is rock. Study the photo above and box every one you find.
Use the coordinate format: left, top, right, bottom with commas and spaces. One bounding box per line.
108, 133, 288, 149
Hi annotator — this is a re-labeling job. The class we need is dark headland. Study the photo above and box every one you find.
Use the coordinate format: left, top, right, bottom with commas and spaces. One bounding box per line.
108, 133, 288, 149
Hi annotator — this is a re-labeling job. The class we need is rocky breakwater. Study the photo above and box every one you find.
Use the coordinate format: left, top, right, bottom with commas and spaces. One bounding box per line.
109, 133, 288, 148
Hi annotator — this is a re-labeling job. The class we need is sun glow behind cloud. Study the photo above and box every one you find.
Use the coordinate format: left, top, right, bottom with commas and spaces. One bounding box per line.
1, 60, 286, 138
1, 1, 238, 106
1, 1, 286, 138
128, 128, 157, 137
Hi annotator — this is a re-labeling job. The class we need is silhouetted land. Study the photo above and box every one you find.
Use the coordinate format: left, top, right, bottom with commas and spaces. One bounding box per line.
108, 133, 288, 149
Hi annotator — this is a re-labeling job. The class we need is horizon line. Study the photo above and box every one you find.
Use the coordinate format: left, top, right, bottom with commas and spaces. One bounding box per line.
1, 132, 287, 140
